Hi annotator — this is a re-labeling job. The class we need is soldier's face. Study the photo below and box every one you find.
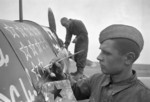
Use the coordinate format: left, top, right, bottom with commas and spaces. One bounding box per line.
97, 39, 125, 75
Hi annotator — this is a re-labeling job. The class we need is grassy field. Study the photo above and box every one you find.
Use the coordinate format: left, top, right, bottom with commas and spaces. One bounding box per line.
69, 61, 150, 102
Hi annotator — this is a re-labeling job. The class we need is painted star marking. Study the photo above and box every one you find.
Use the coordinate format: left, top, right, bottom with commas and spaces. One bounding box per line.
19, 42, 32, 61
37, 58, 43, 67
28, 26, 37, 36
45, 43, 49, 49
50, 85, 62, 100
33, 27, 41, 36
38, 38, 44, 50
44, 41, 49, 49
28, 40, 38, 56
22, 25, 33, 36
53, 44, 60, 51
24, 25, 34, 36
39, 38, 48, 50
31, 62, 41, 80
4, 24, 20, 38
34, 39, 43, 53
42, 41, 47, 50
29, 26, 40, 36
15, 25, 28, 37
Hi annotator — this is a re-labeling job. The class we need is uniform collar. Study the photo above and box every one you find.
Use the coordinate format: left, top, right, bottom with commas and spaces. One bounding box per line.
101, 70, 138, 95
101, 70, 137, 87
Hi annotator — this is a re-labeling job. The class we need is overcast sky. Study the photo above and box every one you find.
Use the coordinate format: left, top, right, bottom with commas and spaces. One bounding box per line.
0, 0, 150, 64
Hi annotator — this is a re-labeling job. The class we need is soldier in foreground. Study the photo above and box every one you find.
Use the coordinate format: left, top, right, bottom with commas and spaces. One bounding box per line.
60, 17, 89, 80
49, 24, 150, 102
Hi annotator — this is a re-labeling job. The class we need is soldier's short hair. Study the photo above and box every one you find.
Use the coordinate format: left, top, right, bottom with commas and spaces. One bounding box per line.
60, 17, 68, 26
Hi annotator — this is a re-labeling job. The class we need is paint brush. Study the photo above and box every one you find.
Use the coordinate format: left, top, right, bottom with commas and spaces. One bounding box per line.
43, 50, 84, 69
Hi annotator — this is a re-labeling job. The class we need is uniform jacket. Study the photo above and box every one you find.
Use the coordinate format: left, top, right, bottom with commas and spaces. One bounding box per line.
64, 19, 88, 48
72, 70, 150, 102
64, 19, 89, 69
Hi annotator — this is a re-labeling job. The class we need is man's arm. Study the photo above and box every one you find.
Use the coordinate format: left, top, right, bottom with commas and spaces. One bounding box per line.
50, 60, 91, 100
64, 30, 72, 49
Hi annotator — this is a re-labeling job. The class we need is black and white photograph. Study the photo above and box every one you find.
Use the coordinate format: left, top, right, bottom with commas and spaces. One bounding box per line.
0, 0, 150, 102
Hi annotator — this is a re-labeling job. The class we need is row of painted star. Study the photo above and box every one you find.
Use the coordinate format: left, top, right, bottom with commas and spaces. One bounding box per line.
19, 38, 49, 61
3, 23, 41, 38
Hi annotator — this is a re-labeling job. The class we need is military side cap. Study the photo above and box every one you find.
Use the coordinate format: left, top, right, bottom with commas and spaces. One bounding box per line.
99, 24, 144, 52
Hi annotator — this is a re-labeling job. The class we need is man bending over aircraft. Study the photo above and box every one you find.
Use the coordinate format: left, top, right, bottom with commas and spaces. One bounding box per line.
60, 17, 89, 81
48, 24, 150, 102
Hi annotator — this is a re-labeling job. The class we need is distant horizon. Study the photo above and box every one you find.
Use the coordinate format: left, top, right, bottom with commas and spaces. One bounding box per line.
89, 60, 150, 65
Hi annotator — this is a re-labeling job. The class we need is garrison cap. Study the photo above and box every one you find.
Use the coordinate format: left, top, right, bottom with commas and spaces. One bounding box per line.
99, 24, 144, 52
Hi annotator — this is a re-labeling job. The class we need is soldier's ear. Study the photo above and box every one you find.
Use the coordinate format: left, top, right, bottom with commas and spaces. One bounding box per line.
124, 52, 135, 65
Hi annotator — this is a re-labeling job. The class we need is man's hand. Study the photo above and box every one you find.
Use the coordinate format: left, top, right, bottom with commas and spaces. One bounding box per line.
72, 37, 77, 43
50, 58, 66, 80
63, 44, 68, 49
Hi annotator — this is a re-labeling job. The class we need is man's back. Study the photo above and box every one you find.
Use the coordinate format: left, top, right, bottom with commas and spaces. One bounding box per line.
69, 19, 88, 36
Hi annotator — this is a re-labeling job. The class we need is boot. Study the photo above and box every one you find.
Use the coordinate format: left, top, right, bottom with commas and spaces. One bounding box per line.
70, 71, 78, 76
71, 68, 85, 81
70, 67, 84, 76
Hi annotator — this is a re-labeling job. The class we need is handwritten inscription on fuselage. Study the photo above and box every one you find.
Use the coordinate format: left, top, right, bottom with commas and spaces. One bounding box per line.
0, 22, 56, 101
4, 23, 40, 38
3, 23, 50, 84
0, 48, 9, 67
0, 78, 36, 102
